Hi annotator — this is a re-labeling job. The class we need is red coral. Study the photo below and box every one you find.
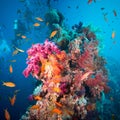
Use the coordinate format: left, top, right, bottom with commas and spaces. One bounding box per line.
85, 70, 109, 98
77, 40, 98, 71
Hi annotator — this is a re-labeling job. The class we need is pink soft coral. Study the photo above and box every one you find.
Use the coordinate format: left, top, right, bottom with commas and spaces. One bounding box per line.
23, 39, 61, 78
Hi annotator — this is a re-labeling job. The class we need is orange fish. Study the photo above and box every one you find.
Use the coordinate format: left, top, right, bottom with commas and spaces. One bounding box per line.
9, 65, 13, 73
9, 94, 16, 106
33, 95, 42, 101
81, 71, 94, 81
49, 30, 58, 38
2, 81, 16, 87
33, 23, 40, 27
112, 31, 116, 39
35, 17, 44, 21
52, 108, 62, 114
4, 109, 10, 120
21, 35, 27, 39
30, 105, 40, 110
54, 101, 62, 107
86, 103, 96, 111
113, 9, 117, 17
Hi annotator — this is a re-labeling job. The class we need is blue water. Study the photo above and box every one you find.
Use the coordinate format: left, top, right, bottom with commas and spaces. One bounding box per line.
0, 0, 120, 120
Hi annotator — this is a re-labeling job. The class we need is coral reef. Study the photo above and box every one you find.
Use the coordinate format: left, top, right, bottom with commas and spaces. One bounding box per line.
21, 24, 109, 119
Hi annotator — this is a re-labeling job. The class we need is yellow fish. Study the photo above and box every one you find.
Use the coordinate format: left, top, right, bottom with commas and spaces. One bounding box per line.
50, 30, 58, 38
9, 65, 13, 73
35, 17, 44, 21
2, 81, 16, 87
33, 23, 40, 27
112, 31, 116, 39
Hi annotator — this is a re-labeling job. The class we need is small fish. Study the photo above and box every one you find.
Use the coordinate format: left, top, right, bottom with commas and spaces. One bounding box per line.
111, 114, 115, 120
14, 47, 24, 52
112, 31, 116, 39
19, 0, 25, 2
14, 89, 20, 94
4, 109, 10, 120
33, 23, 40, 27
101, 7, 105, 10
81, 71, 94, 81
21, 35, 26, 39
103, 13, 108, 22
76, 6, 79, 9
2, 81, 16, 87
110, 97, 114, 101
12, 50, 19, 56
113, 9, 117, 17
9, 65, 13, 73
67, 6, 71, 8
54, 101, 62, 107
17, 9, 21, 14
52, 108, 62, 114
50, 30, 58, 38
86, 103, 96, 111
65, 109, 74, 116
46, 22, 49, 26
16, 33, 21, 36
9, 94, 16, 106
35, 17, 44, 21
8, 60, 16, 63
88, 0, 93, 4
112, 40, 116, 44
30, 105, 40, 110
33, 95, 42, 101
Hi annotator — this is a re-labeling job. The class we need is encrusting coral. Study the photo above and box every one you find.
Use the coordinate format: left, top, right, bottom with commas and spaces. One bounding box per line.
21, 24, 109, 119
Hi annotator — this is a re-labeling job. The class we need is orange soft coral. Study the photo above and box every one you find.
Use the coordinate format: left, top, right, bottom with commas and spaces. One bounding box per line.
40, 52, 65, 80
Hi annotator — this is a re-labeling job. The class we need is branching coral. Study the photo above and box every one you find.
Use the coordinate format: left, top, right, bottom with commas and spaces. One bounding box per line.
22, 26, 109, 120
